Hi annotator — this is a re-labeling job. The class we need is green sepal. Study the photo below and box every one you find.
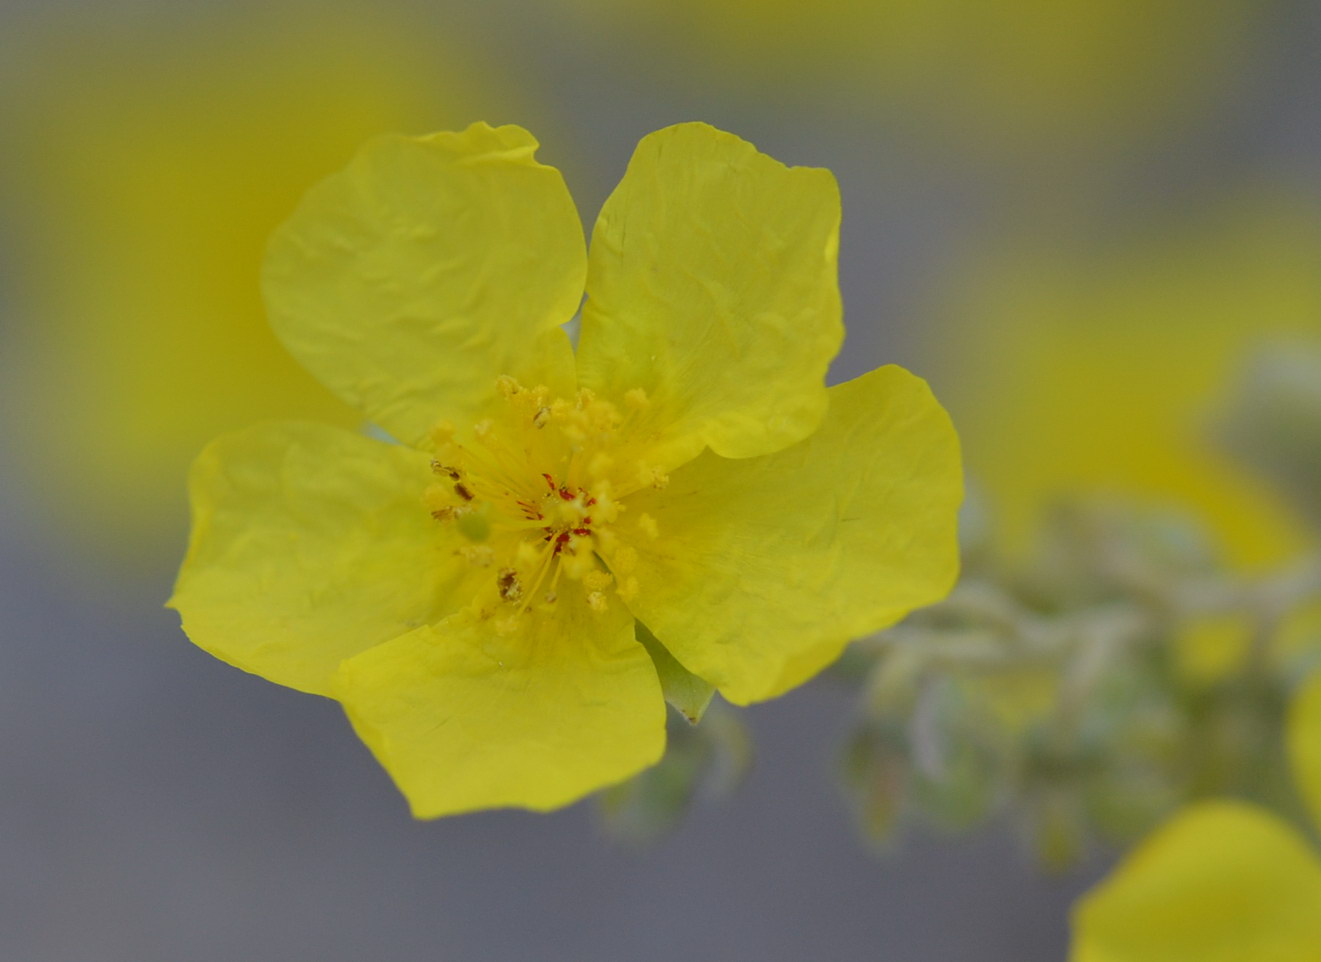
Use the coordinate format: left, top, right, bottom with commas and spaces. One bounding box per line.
636, 621, 715, 724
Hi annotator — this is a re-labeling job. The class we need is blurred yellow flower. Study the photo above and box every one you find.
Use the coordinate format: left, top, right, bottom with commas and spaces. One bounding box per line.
169, 122, 963, 817
927, 200, 1321, 569
567, 0, 1258, 159
1071, 669, 1321, 961
0, 2, 520, 562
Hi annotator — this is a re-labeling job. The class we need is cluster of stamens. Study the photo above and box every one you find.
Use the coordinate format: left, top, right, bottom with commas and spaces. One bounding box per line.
422, 375, 667, 631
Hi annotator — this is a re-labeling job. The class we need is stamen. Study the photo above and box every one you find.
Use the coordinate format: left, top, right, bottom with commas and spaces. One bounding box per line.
497, 567, 522, 602
425, 379, 662, 623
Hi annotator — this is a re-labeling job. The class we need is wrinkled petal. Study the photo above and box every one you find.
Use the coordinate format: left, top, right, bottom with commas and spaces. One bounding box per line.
169, 422, 472, 696
612, 365, 961, 705
1288, 669, 1321, 832
1071, 801, 1321, 962
577, 122, 842, 470
337, 586, 665, 817
263, 122, 583, 446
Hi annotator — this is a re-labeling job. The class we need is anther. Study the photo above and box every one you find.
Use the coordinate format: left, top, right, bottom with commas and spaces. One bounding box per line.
637, 463, 669, 490
429, 421, 455, 447
457, 545, 494, 567
637, 513, 659, 538
497, 567, 522, 602
583, 569, 613, 592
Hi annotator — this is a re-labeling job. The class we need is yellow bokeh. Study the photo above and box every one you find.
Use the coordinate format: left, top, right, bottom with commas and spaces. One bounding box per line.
566, 0, 1259, 158
1071, 671, 1321, 960
0, 2, 522, 563
927, 196, 1321, 569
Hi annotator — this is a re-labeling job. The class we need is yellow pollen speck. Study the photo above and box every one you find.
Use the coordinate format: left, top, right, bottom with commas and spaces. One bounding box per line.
637, 513, 659, 538
637, 463, 669, 490
429, 421, 455, 447
424, 483, 452, 508
457, 545, 494, 567
614, 545, 638, 574
421, 375, 665, 626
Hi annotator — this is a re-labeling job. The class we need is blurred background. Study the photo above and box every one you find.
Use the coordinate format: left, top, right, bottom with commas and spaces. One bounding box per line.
3, 0, 1320, 958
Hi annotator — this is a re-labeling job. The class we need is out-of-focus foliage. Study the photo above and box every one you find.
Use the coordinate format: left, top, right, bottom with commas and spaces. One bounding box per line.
598, 705, 753, 845
0, 2, 523, 563
836, 346, 1321, 868
565, 0, 1261, 161
839, 492, 1321, 869
926, 199, 1321, 570
1058, 348, 1321, 959
1069, 672, 1321, 962
1221, 342, 1321, 532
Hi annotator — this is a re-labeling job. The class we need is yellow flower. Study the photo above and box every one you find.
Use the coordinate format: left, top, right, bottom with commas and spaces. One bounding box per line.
169, 121, 962, 817
0, 1, 519, 561
1071, 670, 1321, 961
926, 199, 1321, 569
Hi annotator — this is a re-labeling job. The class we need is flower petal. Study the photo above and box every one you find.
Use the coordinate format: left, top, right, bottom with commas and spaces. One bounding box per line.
169, 422, 472, 697
263, 122, 584, 446
612, 365, 961, 705
337, 587, 665, 817
1288, 669, 1321, 833
577, 122, 842, 469
1071, 801, 1321, 962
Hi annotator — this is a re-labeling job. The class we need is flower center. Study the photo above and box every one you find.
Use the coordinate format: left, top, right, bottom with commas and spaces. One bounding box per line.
423, 376, 664, 631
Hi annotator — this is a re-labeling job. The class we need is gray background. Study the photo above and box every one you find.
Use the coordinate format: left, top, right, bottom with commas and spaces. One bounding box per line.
6, 0, 1320, 958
